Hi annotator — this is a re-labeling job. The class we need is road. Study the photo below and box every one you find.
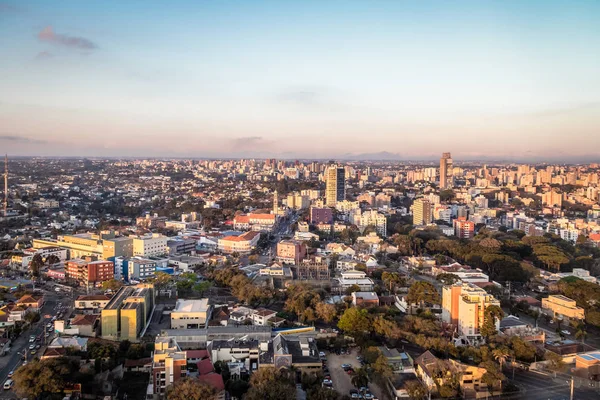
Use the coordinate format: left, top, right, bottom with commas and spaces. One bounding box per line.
0, 291, 67, 396
509, 370, 600, 400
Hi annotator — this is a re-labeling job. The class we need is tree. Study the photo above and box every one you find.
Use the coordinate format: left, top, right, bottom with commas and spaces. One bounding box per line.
545, 351, 565, 376
436, 273, 460, 286
345, 284, 361, 295
13, 357, 80, 398
24, 311, 40, 324
152, 271, 174, 292
245, 367, 296, 400
480, 361, 505, 393
382, 271, 405, 293
166, 378, 216, 400
30, 254, 44, 278
405, 379, 427, 400
480, 305, 504, 340
373, 315, 401, 339
315, 302, 337, 323
575, 322, 588, 344
337, 307, 371, 336
406, 281, 439, 306
492, 347, 512, 370
102, 279, 124, 292
45, 254, 61, 265
350, 367, 369, 388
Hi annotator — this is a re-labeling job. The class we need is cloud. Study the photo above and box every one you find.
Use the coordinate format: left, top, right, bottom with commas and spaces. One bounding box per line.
37, 26, 97, 50
0, 135, 47, 144
35, 51, 54, 60
229, 136, 275, 152
277, 89, 320, 106
0, 2, 19, 13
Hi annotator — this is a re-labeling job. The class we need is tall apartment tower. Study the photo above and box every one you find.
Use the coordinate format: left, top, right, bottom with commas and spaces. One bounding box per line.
413, 198, 432, 226
439, 152, 453, 189
325, 166, 345, 207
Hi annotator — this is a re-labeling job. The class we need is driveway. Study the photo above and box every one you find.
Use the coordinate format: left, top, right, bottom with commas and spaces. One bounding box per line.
326, 348, 390, 400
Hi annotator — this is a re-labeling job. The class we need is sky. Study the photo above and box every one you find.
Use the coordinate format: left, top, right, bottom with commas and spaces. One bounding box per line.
0, 0, 599, 161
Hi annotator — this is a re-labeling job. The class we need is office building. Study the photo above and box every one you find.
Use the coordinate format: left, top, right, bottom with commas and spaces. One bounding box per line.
33, 232, 133, 260
442, 283, 501, 344
170, 299, 212, 329
412, 198, 432, 226
132, 234, 168, 257
439, 152, 453, 189
310, 207, 333, 225
325, 166, 345, 206
101, 283, 155, 342
541, 295, 585, 321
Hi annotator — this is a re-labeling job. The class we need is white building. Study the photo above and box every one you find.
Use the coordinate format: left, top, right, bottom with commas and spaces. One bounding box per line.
337, 270, 374, 292
170, 299, 212, 329
132, 234, 168, 257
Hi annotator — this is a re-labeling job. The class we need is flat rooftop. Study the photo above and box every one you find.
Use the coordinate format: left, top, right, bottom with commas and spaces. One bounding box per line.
174, 299, 210, 313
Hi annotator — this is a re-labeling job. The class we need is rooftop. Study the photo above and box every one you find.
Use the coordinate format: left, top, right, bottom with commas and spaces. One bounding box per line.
173, 298, 210, 313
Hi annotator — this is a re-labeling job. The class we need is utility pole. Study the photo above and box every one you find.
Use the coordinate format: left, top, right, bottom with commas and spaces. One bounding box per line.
2, 154, 7, 217
570, 376, 574, 400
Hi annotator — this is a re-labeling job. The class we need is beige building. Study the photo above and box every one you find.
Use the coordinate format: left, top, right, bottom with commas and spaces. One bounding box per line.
170, 299, 212, 329
276, 240, 307, 264
442, 283, 500, 344
33, 232, 132, 259
412, 198, 432, 226
152, 337, 188, 396
439, 152, 453, 189
541, 295, 585, 320
132, 233, 168, 257
217, 231, 260, 254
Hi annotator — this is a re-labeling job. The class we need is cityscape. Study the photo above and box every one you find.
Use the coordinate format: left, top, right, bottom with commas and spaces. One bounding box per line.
1, 1, 600, 400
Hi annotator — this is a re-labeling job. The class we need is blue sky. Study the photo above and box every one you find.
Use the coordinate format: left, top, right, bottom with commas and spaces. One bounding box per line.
0, 0, 599, 160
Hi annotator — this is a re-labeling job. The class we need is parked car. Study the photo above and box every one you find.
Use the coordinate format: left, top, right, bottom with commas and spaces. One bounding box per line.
3, 379, 13, 390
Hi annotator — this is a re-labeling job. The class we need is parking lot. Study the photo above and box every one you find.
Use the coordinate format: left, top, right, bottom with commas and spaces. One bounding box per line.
325, 348, 388, 400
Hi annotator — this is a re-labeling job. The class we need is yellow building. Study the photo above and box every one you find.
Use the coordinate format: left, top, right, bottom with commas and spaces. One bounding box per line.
33, 232, 133, 259
101, 283, 155, 342
542, 295, 585, 320
412, 198, 432, 226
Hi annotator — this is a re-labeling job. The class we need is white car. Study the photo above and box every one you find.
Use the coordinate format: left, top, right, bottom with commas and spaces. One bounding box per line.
3, 379, 13, 390
561, 330, 571, 335
28, 336, 35, 343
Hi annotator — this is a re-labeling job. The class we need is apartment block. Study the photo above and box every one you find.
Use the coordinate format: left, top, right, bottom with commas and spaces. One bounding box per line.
66, 257, 114, 287
442, 283, 500, 344
453, 217, 475, 239
276, 240, 307, 264
133, 234, 168, 257
412, 198, 432, 226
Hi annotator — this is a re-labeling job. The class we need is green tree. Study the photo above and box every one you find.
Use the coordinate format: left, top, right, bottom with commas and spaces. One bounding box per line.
492, 347, 512, 370
13, 357, 80, 399
480, 305, 504, 340
406, 281, 440, 306
166, 378, 216, 400
315, 302, 337, 323
436, 273, 460, 285
245, 367, 296, 400
405, 379, 427, 400
29, 253, 44, 278
350, 367, 369, 388
382, 271, 405, 293
337, 307, 371, 335
345, 284, 361, 295
101, 279, 124, 292
545, 351, 565, 376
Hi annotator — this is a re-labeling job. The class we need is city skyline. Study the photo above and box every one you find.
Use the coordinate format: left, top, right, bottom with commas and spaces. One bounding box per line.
1, 1, 599, 160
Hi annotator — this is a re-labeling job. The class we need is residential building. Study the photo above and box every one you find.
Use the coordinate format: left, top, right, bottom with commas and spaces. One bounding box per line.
170, 299, 212, 329
276, 240, 307, 264
310, 207, 333, 225
453, 217, 475, 239
258, 334, 321, 371
325, 166, 345, 207
440, 152, 453, 189
358, 209, 387, 236
442, 283, 501, 344
541, 295, 585, 321
413, 198, 432, 225
337, 270, 375, 292
66, 258, 114, 287
75, 294, 111, 312
351, 292, 379, 307
152, 337, 188, 396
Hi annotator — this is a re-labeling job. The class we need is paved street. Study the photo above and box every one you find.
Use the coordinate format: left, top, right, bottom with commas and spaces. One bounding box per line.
508, 369, 600, 400
0, 291, 67, 397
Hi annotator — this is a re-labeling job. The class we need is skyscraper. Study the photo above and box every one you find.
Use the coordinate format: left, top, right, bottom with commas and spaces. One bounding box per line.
325, 166, 345, 207
439, 152, 453, 189
412, 198, 432, 226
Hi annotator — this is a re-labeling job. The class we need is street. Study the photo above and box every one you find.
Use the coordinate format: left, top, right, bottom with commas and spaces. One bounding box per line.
0, 291, 67, 397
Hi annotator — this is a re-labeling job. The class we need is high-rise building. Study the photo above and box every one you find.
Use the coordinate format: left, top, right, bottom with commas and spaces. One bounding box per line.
453, 217, 475, 239
413, 198, 432, 226
325, 166, 345, 206
439, 152, 453, 189
442, 282, 501, 344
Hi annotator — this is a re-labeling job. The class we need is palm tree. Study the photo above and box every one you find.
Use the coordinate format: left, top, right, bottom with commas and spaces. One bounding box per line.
492, 347, 511, 371
575, 322, 587, 344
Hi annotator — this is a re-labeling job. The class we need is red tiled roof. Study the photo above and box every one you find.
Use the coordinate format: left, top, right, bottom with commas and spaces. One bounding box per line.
197, 358, 214, 375
70, 314, 99, 326
186, 349, 209, 359
198, 373, 225, 391
124, 357, 152, 368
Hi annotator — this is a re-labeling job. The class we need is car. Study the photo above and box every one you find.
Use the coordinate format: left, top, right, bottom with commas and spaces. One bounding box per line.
359, 387, 369, 393
35, 344, 41, 349
7, 371, 13, 378
46, 323, 52, 328
3, 379, 13, 390
324, 375, 331, 380
561, 330, 571, 335
51, 316, 57, 321
30, 350, 36, 355
323, 379, 332, 385
29, 336, 35, 343
346, 368, 354, 375
319, 351, 326, 358
364, 394, 375, 399
28, 344, 35, 350
341, 363, 351, 368
351, 394, 361, 399
45, 332, 50, 337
